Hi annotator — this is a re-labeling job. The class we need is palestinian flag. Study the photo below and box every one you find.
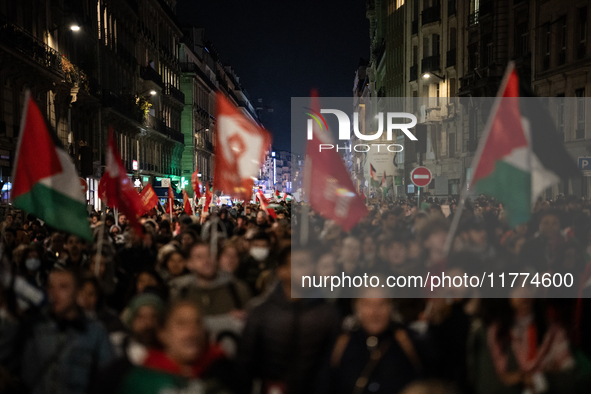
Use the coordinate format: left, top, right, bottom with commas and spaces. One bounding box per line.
12, 92, 92, 241
469, 62, 579, 227
370, 163, 378, 182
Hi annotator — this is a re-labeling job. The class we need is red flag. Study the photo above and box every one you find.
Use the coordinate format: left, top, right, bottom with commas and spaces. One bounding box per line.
168, 183, 174, 217
191, 169, 201, 199
182, 189, 192, 215
139, 184, 158, 213
256, 190, 269, 205
267, 207, 277, 219
204, 182, 213, 210
304, 91, 367, 231
214, 93, 272, 200
98, 128, 144, 234
275, 189, 280, 198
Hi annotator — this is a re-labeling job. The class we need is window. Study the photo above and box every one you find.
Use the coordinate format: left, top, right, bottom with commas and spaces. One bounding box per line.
97, 0, 101, 40
515, 12, 529, 57
449, 28, 457, 50
468, 43, 478, 70
423, 37, 430, 57
482, 34, 493, 66
436, 83, 440, 106
432, 34, 440, 56
576, 88, 585, 139
544, 23, 551, 70
449, 78, 456, 97
578, 7, 587, 59
558, 16, 567, 65
449, 133, 456, 157
557, 94, 565, 138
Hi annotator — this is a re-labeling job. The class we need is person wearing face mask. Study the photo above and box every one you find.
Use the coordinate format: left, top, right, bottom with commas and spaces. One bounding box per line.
18, 246, 46, 288
235, 231, 273, 295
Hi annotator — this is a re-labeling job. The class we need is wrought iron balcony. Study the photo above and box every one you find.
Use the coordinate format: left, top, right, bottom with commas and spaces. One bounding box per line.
165, 83, 185, 104
140, 66, 164, 88
469, 11, 479, 26
102, 91, 144, 123
421, 54, 441, 74
0, 16, 63, 77
422, 4, 441, 25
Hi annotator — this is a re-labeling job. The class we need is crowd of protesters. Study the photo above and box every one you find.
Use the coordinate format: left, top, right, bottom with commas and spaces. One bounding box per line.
0, 193, 591, 394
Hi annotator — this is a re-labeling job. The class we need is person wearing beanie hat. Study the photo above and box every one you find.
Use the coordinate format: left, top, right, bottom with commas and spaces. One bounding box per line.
111, 293, 165, 366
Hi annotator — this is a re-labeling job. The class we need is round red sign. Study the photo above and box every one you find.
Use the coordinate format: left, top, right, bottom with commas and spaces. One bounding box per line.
410, 166, 432, 187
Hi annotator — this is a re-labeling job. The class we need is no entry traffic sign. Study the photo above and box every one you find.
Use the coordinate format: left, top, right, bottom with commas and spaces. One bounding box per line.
410, 166, 432, 187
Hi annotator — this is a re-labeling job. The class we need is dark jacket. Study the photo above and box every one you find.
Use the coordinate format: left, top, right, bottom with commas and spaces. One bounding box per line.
17, 308, 113, 394
328, 323, 425, 394
237, 283, 340, 393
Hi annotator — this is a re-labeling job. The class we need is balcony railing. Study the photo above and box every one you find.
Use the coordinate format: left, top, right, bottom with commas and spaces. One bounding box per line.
165, 83, 185, 104
422, 4, 441, 25
448, 0, 456, 16
421, 54, 441, 74
167, 127, 184, 144
469, 11, 479, 26
140, 66, 164, 88
145, 115, 184, 144
0, 16, 63, 77
102, 91, 144, 123
446, 49, 456, 67
410, 64, 418, 81
412, 20, 418, 35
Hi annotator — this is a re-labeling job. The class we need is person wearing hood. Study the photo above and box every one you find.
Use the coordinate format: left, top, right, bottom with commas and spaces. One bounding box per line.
169, 241, 251, 317
110, 292, 165, 365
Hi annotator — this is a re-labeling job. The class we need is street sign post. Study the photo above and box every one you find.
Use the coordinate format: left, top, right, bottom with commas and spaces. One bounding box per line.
410, 166, 432, 210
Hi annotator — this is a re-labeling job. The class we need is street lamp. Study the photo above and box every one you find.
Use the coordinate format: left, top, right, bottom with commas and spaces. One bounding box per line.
149, 90, 157, 96
70, 25, 80, 32
422, 72, 445, 82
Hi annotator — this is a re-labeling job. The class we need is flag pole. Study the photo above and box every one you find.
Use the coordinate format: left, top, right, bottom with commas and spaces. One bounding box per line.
300, 155, 312, 247
443, 62, 516, 257
443, 184, 469, 256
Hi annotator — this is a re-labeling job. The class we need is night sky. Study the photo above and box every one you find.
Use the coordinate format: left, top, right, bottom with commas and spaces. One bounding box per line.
176, 0, 370, 153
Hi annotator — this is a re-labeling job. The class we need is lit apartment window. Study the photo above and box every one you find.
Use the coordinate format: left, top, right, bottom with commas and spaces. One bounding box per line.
97, 0, 101, 40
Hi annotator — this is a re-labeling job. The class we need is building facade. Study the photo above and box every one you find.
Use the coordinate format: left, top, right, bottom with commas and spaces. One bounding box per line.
0, 0, 263, 207
179, 26, 261, 196
358, 0, 591, 199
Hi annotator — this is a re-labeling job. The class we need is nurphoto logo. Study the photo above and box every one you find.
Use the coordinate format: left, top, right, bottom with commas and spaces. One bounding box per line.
305, 107, 417, 153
